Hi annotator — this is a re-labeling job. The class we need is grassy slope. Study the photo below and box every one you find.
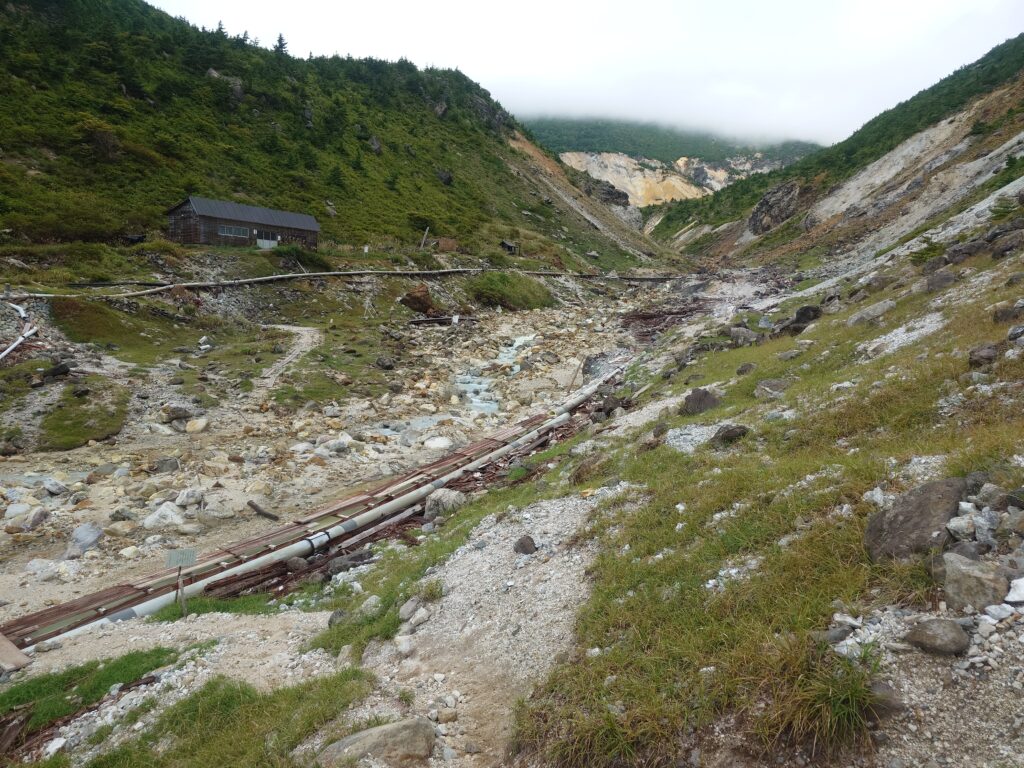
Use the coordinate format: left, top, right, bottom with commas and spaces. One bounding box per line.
651, 32, 1024, 238
523, 118, 819, 165
0, 1, 636, 265
510, 248, 1024, 763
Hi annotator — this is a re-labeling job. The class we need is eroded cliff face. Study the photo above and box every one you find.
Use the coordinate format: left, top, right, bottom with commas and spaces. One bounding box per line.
561, 150, 784, 207
560, 151, 706, 207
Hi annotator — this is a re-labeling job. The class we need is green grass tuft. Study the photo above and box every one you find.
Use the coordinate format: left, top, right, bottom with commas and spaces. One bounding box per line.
0, 648, 177, 737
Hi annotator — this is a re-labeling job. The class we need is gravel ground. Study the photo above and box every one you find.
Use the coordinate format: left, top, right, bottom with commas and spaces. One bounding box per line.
356, 484, 635, 766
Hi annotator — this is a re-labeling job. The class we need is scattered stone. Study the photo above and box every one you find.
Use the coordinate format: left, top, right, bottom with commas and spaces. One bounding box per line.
864, 478, 966, 562
904, 618, 970, 655
728, 326, 759, 345
375, 355, 396, 371
328, 609, 347, 628
925, 270, 956, 293
847, 299, 896, 326
41, 478, 68, 496
968, 343, 999, 369
423, 493, 465, 528
943, 553, 1009, 612
63, 522, 104, 559
736, 362, 756, 375
945, 515, 976, 541
679, 387, 720, 415
710, 424, 749, 447
175, 488, 204, 507
1006, 577, 1024, 603
513, 535, 537, 554
151, 457, 181, 474
185, 417, 209, 434
399, 596, 421, 622
423, 436, 453, 451
143, 501, 185, 530
754, 378, 792, 400
357, 594, 383, 616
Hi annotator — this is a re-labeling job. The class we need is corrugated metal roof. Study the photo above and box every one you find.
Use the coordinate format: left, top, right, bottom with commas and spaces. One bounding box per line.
179, 196, 320, 232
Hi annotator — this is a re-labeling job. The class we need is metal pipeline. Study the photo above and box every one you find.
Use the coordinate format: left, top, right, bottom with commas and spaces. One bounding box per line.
28, 364, 624, 645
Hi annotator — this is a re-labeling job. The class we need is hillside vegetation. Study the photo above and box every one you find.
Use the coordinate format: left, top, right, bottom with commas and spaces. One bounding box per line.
0, 0, 635, 261
652, 31, 1024, 237
525, 117, 818, 165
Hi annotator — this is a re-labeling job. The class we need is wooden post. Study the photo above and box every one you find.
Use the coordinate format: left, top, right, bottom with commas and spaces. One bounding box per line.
176, 566, 188, 617
567, 358, 585, 392
419, 226, 430, 250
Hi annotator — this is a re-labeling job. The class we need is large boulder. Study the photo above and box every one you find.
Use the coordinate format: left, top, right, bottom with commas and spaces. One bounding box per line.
318, 717, 435, 766
864, 478, 966, 562
748, 180, 801, 234
942, 553, 1008, 612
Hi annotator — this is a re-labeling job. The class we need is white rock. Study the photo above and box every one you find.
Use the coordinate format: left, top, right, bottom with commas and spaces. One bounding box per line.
958, 501, 978, 515
357, 594, 382, 616
175, 488, 204, 507
42, 737, 67, 759
423, 436, 454, 451
398, 597, 421, 622
290, 442, 315, 453
409, 606, 431, 627
985, 604, 1015, 621
119, 545, 141, 559
185, 417, 209, 434
1006, 578, 1024, 603
143, 501, 185, 530
946, 515, 976, 541
395, 636, 415, 658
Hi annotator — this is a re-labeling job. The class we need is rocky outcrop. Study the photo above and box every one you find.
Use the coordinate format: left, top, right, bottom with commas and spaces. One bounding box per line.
748, 180, 801, 234
560, 151, 706, 207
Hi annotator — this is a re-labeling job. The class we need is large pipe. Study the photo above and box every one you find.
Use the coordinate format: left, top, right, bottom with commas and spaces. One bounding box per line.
28, 365, 622, 646
0, 325, 36, 362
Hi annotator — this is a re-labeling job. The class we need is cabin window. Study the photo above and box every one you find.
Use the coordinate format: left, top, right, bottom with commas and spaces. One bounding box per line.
255, 230, 281, 241
217, 225, 249, 238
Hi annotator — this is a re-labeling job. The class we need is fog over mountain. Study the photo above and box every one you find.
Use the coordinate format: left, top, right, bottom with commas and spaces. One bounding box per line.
152, 0, 1024, 143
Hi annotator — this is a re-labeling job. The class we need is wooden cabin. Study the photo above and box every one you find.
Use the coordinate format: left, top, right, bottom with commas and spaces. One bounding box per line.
166, 196, 320, 249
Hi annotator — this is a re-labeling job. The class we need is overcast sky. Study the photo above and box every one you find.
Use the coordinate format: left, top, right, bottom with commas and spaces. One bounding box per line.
151, 0, 1024, 145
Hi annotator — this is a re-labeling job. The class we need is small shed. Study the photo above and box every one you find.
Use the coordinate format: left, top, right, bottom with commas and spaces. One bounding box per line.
499, 239, 519, 255
166, 196, 320, 250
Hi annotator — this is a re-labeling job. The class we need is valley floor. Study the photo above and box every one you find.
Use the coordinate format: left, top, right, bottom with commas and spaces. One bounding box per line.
2, 229, 1024, 768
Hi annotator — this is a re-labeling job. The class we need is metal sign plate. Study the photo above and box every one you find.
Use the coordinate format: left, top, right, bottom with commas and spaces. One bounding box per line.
165, 548, 197, 569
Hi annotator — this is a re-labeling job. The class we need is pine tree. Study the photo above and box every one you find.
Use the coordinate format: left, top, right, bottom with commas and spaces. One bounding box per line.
273, 33, 287, 56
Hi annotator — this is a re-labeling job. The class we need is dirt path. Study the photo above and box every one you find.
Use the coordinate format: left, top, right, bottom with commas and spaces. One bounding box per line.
253, 324, 324, 394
